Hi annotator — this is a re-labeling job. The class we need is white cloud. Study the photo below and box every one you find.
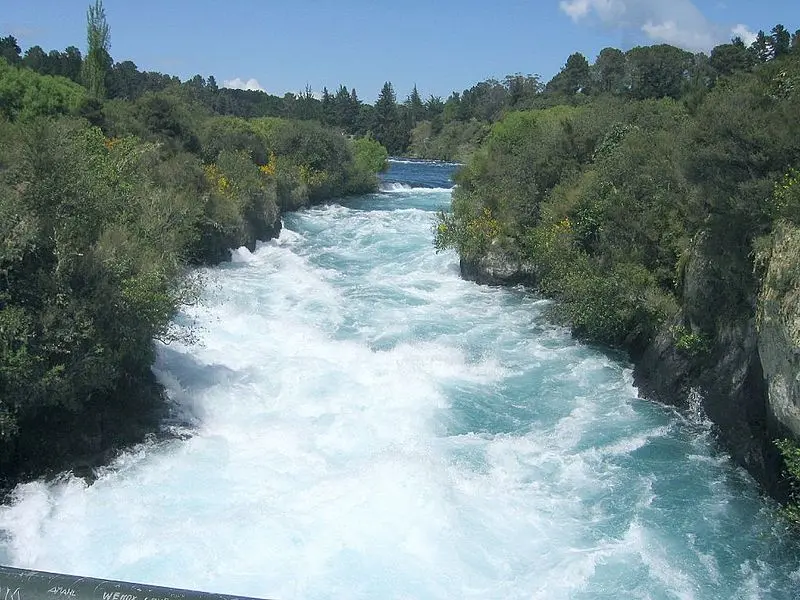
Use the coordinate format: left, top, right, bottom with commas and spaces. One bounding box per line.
560, 0, 591, 19
641, 19, 718, 50
560, 0, 625, 22
558, 0, 749, 52
731, 23, 757, 46
222, 77, 266, 92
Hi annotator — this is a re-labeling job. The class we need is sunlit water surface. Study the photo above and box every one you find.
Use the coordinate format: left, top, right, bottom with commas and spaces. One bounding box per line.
2, 159, 799, 599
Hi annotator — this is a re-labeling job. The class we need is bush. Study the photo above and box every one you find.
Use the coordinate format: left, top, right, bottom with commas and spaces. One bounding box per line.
0, 118, 198, 442
671, 325, 711, 357
352, 135, 388, 173
0, 59, 86, 121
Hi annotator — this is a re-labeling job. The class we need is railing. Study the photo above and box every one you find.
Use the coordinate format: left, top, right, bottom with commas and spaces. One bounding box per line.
0, 566, 272, 600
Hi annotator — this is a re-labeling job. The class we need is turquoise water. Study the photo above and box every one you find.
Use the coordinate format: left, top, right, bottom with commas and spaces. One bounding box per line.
1, 159, 799, 599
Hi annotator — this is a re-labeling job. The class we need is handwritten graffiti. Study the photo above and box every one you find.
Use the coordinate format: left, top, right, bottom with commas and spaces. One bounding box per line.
101, 593, 139, 600
1, 587, 21, 600
48, 587, 76, 597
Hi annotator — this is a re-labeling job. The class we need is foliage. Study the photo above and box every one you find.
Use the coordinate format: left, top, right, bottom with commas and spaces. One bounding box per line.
0, 59, 86, 121
546, 53, 591, 96
408, 119, 489, 162
82, 0, 110, 99
0, 119, 194, 434
439, 46, 800, 354
773, 169, 800, 224
625, 45, 695, 100
199, 115, 268, 164
352, 136, 389, 173
0, 8, 389, 479
671, 325, 711, 357
373, 82, 410, 155
434, 206, 500, 260
775, 439, 800, 525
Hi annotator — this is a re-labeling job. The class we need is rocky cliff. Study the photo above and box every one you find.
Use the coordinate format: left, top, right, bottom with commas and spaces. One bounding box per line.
758, 222, 800, 441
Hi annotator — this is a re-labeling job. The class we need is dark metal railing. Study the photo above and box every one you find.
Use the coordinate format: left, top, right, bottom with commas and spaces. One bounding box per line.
0, 566, 272, 600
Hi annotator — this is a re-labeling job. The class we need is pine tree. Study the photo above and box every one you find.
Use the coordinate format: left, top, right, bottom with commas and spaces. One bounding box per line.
373, 82, 409, 155
406, 84, 425, 126
771, 24, 791, 58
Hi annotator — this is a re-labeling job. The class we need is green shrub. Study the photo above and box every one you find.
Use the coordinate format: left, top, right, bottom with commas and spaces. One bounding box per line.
0, 59, 86, 121
434, 206, 501, 259
671, 325, 711, 357
352, 135, 388, 173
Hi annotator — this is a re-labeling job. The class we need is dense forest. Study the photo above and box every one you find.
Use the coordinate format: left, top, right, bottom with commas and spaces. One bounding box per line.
0, 2, 389, 488
435, 25, 800, 520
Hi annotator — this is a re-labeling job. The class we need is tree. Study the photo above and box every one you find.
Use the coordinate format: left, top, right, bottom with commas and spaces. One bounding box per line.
332, 85, 354, 130
21, 46, 48, 73
47, 50, 64, 75
546, 52, 591, 96
373, 81, 398, 148
294, 84, 321, 121
710, 42, 754, 77
107, 60, 141, 99
0, 35, 21, 65
426, 94, 445, 133
592, 47, 627, 94
751, 30, 773, 62
442, 91, 461, 123
461, 79, 508, 121
62, 46, 83, 82
82, 0, 111, 98
405, 84, 426, 126
505, 73, 541, 106
320, 86, 334, 125
772, 24, 791, 58
372, 82, 409, 155
354, 103, 374, 136
626, 45, 693, 100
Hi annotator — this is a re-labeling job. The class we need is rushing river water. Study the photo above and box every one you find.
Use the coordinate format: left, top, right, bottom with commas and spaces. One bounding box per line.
2, 160, 800, 599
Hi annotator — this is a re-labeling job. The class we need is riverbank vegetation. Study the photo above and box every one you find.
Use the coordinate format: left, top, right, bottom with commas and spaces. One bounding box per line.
0, 2, 388, 487
435, 26, 800, 521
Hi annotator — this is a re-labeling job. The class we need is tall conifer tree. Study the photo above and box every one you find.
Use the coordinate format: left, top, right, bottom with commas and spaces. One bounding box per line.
83, 0, 111, 99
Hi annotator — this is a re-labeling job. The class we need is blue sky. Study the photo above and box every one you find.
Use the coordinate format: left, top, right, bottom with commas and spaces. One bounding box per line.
3, 1, 799, 102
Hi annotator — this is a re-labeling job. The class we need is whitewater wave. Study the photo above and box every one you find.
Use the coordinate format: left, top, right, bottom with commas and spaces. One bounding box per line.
389, 158, 464, 167
380, 182, 453, 193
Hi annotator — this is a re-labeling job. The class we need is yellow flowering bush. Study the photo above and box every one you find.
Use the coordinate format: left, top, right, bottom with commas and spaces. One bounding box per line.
259, 151, 277, 177
203, 163, 232, 199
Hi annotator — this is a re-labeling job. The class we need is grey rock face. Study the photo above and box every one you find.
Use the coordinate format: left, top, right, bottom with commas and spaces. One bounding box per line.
758, 222, 800, 438
459, 244, 537, 287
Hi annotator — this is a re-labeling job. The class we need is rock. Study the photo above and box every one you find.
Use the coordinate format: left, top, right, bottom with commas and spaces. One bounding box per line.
635, 228, 788, 499
634, 313, 694, 407
757, 222, 800, 438
460, 243, 537, 287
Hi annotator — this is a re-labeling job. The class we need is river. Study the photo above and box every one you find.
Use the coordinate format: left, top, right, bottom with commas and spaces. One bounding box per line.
1, 160, 799, 599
